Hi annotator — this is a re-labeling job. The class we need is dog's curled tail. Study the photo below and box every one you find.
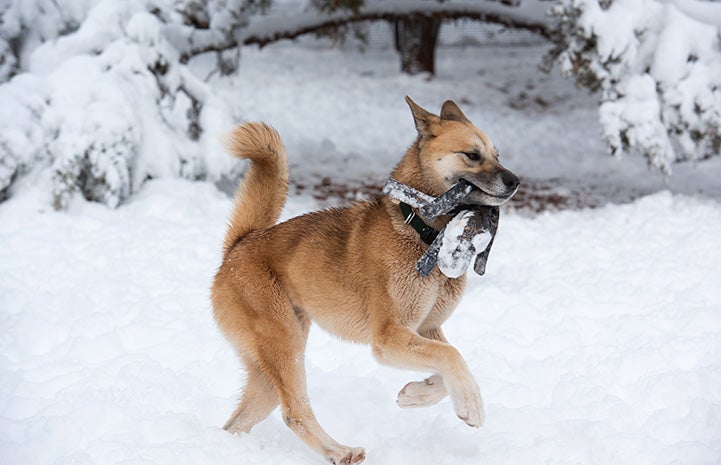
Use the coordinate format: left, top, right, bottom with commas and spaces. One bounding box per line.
222, 122, 289, 256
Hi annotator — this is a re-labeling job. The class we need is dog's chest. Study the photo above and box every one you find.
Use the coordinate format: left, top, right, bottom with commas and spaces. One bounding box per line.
426, 275, 466, 326
393, 271, 466, 330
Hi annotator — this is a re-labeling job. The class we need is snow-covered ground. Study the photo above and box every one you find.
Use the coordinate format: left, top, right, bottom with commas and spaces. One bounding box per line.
2, 37, 721, 465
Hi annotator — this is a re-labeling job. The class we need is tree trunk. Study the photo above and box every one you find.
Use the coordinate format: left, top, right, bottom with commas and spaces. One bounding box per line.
394, 15, 441, 75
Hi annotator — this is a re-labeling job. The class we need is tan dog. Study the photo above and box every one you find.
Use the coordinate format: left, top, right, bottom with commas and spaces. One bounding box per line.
211, 97, 519, 465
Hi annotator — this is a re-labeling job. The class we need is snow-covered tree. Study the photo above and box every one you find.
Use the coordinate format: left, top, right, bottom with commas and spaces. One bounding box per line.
543, 0, 721, 173
0, 0, 267, 208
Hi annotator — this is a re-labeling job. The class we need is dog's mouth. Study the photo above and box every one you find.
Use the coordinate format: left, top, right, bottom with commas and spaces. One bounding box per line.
461, 179, 519, 207
479, 186, 516, 200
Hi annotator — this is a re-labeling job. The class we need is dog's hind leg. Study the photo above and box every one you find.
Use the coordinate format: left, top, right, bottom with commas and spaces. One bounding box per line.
272, 361, 366, 465
223, 362, 279, 434
396, 327, 448, 408
239, 286, 365, 464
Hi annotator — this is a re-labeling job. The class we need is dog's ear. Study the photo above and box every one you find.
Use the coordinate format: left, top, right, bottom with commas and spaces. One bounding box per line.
405, 96, 440, 136
440, 100, 470, 123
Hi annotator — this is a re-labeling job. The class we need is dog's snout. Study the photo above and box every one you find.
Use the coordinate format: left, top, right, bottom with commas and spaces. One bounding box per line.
501, 171, 520, 192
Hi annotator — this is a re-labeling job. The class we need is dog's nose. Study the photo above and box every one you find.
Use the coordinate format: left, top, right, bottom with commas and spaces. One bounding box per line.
501, 171, 520, 191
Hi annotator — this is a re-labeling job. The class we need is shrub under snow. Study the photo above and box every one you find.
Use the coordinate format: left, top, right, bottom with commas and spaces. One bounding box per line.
544, 0, 721, 173
0, 0, 259, 208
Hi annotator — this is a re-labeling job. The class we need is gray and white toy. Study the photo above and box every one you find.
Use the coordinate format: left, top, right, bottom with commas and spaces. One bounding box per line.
383, 178, 500, 278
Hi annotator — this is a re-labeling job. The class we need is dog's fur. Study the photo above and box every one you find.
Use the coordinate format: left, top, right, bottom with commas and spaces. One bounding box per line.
211, 97, 519, 465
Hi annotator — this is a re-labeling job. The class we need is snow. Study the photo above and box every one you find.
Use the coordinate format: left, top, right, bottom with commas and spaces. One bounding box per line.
670, 0, 721, 28
2, 20, 721, 465
2, 175, 720, 465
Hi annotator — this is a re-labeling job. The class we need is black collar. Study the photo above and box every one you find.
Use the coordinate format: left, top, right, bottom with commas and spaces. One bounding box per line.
399, 202, 439, 245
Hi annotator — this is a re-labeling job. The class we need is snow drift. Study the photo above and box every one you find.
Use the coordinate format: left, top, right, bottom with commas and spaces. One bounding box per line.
1, 179, 719, 465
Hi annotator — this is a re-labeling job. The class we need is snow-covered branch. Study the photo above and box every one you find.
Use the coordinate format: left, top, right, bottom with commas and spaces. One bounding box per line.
240, 0, 552, 47
544, 0, 721, 172
177, 0, 552, 57
0, 0, 248, 208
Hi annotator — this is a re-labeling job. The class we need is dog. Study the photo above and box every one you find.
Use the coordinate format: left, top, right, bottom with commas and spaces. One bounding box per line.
211, 97, 519, 464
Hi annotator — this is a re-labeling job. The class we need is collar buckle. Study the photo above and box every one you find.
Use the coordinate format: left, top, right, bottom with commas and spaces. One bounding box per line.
403, 209, 416, 225
399, 202, 438, 246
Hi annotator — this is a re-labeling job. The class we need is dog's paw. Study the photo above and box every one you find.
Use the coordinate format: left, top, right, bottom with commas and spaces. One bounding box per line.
328, 447, 366, 465
396, 374, 447, 408
223, 419, 250, 435
451, 382, 485, 428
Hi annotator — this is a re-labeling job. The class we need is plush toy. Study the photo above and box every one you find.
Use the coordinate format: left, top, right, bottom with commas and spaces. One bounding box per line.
383, 178, 500, 278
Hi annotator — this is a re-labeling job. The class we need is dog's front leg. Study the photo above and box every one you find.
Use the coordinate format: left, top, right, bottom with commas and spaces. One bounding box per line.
396, 327, 448, 408
373, 324, 484, 427
396, 373, 446, 408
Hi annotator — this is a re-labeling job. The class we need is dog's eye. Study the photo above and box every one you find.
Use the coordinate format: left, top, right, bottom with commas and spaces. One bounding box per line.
460, 151, 481, 162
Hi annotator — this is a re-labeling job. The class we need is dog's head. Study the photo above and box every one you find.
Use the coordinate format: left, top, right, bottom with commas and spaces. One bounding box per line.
406, 96, 519, 206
